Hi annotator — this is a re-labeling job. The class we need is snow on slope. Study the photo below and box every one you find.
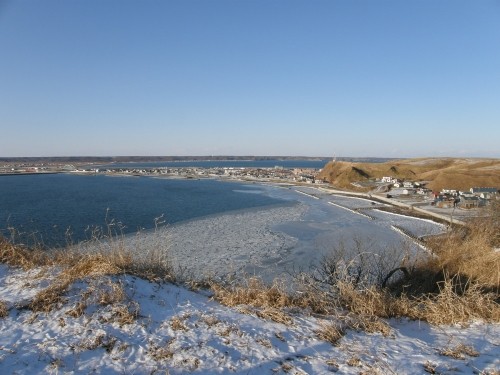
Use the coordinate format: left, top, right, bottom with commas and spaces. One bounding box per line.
0, 264, 498, 374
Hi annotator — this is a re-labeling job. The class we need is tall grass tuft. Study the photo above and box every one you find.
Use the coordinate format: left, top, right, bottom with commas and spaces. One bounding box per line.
0, 236, 48, 270
210, 277, 292, 309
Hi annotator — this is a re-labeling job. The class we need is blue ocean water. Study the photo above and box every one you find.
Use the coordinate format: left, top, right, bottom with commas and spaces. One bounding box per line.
0, 174, 286, 248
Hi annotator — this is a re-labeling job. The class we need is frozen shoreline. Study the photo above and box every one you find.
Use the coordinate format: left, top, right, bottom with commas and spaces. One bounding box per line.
114, 183, 447, 282
134, 202, 309, 280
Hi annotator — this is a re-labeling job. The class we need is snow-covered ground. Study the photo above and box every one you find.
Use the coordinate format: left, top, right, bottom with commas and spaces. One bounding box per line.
0, 264, 498, 374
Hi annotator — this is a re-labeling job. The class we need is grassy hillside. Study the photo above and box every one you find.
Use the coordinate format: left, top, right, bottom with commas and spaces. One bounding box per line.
318, 158, 500, 191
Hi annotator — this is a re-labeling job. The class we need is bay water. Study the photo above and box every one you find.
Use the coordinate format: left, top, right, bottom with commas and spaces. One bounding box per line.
0, 174, 285, 248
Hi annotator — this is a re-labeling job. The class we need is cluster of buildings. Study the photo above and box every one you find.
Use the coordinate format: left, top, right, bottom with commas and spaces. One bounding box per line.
381, 176, 431, 196
380, 176, 498, 210
433, 187, 498, 209
1, 162, 325, 184
0, 164, 54, 174
72, 166, 324, 184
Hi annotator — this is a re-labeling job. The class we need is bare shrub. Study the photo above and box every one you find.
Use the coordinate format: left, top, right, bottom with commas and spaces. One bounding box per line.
330, 202, 500, 325
312, 236, 408, 289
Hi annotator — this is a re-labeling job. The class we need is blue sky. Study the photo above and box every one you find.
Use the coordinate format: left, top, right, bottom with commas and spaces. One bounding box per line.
1, 0, 499, 158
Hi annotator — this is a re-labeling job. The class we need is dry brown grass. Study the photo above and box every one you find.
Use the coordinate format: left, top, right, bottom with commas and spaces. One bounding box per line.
210, 277, 292, 309
331, 275, 500, 325
170, 316, 189, 331
210, 275, 335, 318
3, 191, 498, 342
0, 300, 8, 318
77, 333, 117, 353
66, 300, 86, 318
256, 337, 273, 348
97, 280, 126, 306
423, 222, 500, 291
256, 307, 293, 325
379, 203, 500, 324
315, 322, 345, 345
7, 236, 174, 314
439, 343, 479, 359
29, 252, 127, 313
411, 279, 500, 324
1, 229, 175, 279
0, 236, 48, 270
0, 229, 174, 318
148, 339, 175, 361
325, 359, 340, 371
210, 277, 298, 324
30, 283, 68, 313
330, 271, 500, 325
99, 302, 140, 326
200, 314, 220, 327
346, 356, 362, 367
423, 361, 437, 374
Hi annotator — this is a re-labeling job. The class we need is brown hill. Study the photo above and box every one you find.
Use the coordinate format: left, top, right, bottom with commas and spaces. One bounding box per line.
318, 158, 500, 192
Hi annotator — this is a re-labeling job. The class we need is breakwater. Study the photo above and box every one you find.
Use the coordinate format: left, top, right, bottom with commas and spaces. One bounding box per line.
317, 187, 466, 226
327, 201, 374, 219
391, 225, 429, 252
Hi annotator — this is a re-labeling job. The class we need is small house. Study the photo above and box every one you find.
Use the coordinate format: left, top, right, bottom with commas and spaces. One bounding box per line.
459, 196, 480, 209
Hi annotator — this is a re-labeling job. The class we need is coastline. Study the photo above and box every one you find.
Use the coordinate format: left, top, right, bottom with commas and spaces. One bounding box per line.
110, 182, 448, 282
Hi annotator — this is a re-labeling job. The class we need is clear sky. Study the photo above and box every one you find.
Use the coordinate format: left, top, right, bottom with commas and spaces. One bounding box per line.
1, 0, 499, 158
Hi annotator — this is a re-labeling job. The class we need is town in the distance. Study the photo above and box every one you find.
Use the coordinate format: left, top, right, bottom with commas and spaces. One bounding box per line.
1, 156, 499, 224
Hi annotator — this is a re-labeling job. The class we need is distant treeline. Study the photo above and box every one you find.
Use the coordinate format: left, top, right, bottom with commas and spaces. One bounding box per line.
0, 156, 393, 164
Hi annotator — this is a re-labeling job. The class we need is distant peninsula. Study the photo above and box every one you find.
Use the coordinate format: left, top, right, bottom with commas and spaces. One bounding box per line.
0, 156, 393, 164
